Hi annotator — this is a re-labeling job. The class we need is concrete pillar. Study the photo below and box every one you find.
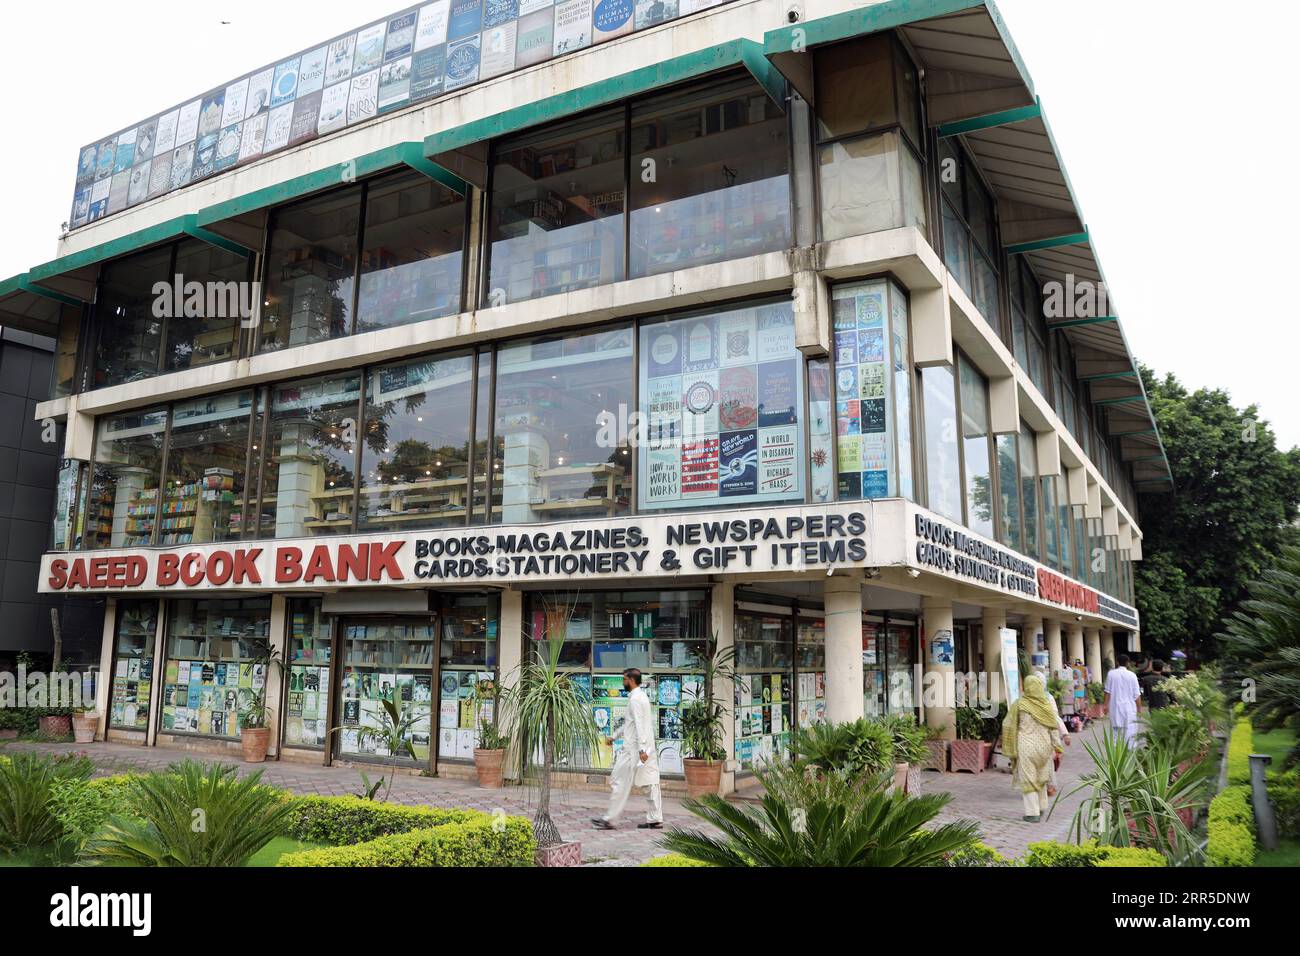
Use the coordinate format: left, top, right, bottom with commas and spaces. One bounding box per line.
1066, 623, 1085, 667
982, 607, 1005, 705
824, 578, 865, 726
263, 595, 288, 758
1022, 616, 1043, 664
923, 597, 955, 739
95, 598, 116, 740
710, 580, 736, 793
1085, 628, 1103, 685
498, 588, 524, 782
1131, 631, 1142, 653
1045, 619, 1063, 674
144, 600, 167, 748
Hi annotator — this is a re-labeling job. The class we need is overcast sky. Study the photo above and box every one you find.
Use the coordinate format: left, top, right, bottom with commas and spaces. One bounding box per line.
1, 1, 1295, 449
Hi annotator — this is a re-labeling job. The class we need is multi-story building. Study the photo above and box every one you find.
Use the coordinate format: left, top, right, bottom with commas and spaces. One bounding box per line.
0, 0, 1168, 790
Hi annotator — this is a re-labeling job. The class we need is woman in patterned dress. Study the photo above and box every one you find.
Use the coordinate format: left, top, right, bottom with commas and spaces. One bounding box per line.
1001, 674, 1064, 822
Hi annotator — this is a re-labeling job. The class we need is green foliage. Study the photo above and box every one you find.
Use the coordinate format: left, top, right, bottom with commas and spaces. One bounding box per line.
469, 679, 510, 751
880, 714, 928, 765
0, 709, 40, 734
1140, 706, 1211, 766
941, 841, 1010, 867
1023, 840, 1110, 867
1267, 785, 1300, 839
1208, 785, 1252, 828
1095, 846, 1167, 867
792, 718, 894, 775
679, 634, 735, 762
1155, 668, 1227, 728
640, 853, 714, 867
1227, 719, 1253, 785
281, 795, 480, 845
277, 817, 535, 867
237, 647, 284, 730
1086, 682, 1105, 705
660, 760, 980, 867
1206, 785, 1256, 867
0, 753, 93, 851
79, 761, 294, 867
954, 706, 985, 742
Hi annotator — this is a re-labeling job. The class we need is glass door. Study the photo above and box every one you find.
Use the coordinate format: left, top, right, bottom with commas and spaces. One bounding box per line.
335, 616, 435, 767
108, 600, 159, 731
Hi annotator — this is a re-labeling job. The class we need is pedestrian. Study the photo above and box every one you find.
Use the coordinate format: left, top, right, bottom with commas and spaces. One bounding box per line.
1103, 653, 1142, 744
1002, 674, 1064, 822
592, 668, 663, 831
1140, 659, 1171, 710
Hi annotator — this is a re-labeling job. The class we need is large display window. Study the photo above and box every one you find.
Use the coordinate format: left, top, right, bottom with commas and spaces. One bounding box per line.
93, 246, 169, 389
920, 363, 961, 521
436, 595, 499, 764
959, 355, 994, 538
160, 598, 272, 739
164, 240, 248, 374
161, 391, 254, 545
795, 613, 827, 730
526, 590, 709, 774
284, 598, 332, 750
638, 299, 803, 511
337, 618, 435, 765
89, 406, 168, 549
108, 600, 158, 731
733, 609, 794, 770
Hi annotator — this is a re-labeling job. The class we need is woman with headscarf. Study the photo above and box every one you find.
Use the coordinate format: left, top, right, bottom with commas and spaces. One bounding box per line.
1002, 674, 1064, 822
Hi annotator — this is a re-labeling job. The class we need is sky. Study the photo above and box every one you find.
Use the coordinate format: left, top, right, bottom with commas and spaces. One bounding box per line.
0, 0, 1295, 449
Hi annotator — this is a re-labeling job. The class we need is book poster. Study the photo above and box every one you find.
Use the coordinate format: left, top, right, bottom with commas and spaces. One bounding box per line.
410, 45, 447, 100
593, 0, 634, 43
416, 1, 453, 49
645, 448, 680, 502
647, 375, 681, 447
245, 68, 275, 118
147, 154, 173, 198
127, 162, 151, 206
483, 0, 520, 28
386, 11, 419, 60
682, 317, 718, 373
347, 70, 380, 123
719, 429, 757, 497
759, 426, 797, 495
635, 0, 678, 29
298, 47, 329, 96
719, 310, 757, 366
480, 22, 518, 79
520, 0, 555, 11
325, 36, 357, 84
448, 0, 484, 40
682, 372, 719, 437
175, 99, 202, 146
114, 131, 136, 173
515, 9, 554, 67
355, 23, 387, 73
718, 366, 757, 431
270, 59, 300, 107
134, 121, 157, 164
265, 103, 295, 151
221, 79, 249, 128
238, 113, 268, 162
289, 92, 323, 146
757, 359, 797, 427
553, 0, 593, 54
443, 35, 481, 90
646, 327, 681, 377
378, 58, 413, 111
317, 83, 350, 135
681, 438, 719, 497
215, 124, 243, 171
834, 282, 895, 499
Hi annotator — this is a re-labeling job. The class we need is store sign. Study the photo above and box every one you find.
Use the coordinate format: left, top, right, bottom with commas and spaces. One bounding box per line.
68, 0, 736, 229
40, 504, 872, 595
908, 509, 1139, 630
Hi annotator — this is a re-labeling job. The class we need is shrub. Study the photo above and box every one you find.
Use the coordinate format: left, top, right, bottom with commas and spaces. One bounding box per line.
641, 853, 714, 867
1268, 784, 1300, 839
1022, 841, 1165, 867
1209, 785, 1253, 828
1206, 785, 1256, 867
1096, 847, 1167, 867
282, 795, 481, 845
278, 815, 534, 867
1226, 720, 1253, 785
941, 841, 1010, 867
792, 719, 895, 775
0, 753, 94, 850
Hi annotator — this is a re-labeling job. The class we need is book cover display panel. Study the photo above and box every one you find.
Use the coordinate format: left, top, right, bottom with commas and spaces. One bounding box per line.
69, 0, 740, 228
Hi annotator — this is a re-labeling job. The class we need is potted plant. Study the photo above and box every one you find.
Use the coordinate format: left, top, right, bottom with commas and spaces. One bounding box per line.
921, 723, 949, 771
500, 599, 603, 867
470, 678, 509, 788
36, 708, 73, 739
680, 632, 736, 799
237, 648, 283, 763
1086, 682, 1105, 719
979, 702, 1006, 768
950, 706, 986, 773
72, 708, 99, 744
881, 714, 928, 794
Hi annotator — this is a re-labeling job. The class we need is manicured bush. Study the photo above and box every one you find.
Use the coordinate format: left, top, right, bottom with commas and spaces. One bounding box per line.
641, 853, 715, 867
1022, 841, 1165, 867
1209, 785, 1253, 828
278, 815, 534, 867
281, 795, 482, 845
1206, 785, 1256, 867
1268, 784, 1300, 839
942, 841, 1010, 867
1227, 719, 1254, 785
1096, 847, 1167, 867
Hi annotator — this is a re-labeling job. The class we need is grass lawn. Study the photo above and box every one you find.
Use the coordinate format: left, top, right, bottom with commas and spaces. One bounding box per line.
0, 846, 64, 867
1256, 839, 1300, 867
1252, 727, 1297, 779
244, 836, 328, 867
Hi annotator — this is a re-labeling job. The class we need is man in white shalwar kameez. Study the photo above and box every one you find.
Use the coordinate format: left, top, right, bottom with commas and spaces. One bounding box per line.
1103, 654, 1142, 745
593, 668, 663, 830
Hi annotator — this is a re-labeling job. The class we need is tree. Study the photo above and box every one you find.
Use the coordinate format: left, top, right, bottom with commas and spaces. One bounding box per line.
1134, 366, 1300, 657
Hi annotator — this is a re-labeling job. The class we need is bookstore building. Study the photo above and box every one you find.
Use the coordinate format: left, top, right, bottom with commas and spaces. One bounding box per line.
4, 0, 1164, 791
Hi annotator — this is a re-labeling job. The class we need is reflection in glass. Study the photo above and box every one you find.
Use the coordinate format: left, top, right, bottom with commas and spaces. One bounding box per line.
958, 356, 994, 538
95, 246, 169, 388
162, 391, 253, 545
165, 240, 248, 373
285, 598, 332, 750
921, 364, 961, 522
807, 358, 834, 503
997, 433, 1022, 551
90, 406, 168, 548
109, 600, 158, 731
734, 611, 793, 771
1019, 422, 1040, 560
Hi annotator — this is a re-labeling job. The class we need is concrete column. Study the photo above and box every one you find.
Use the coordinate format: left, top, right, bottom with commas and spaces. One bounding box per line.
923, 598, 955, 739
1022, 616, 1043, 664
710, 580, 736, 793
1131, 631, 1142, 653
144, 601, 167, 748
982, 607, 1005, 704
1066, 623, 1085, 669
824, 577, 865, 726
498, 588, 524, 782
1045, 619, 1063, 674
95, 598, 116, 740
1085, 628, 1103, 685
263, 595, 289, 758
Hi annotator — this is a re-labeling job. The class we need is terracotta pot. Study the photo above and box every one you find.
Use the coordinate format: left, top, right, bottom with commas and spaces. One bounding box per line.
893, 762, 909, 793
0, 729, 18, 740
979, 741, 994, 768
38, 715, 72, 739
949, 739, 984, 774
240, 726, 271, 763
473, 748, 506, 788
682, 758, 724, 798
921, 738, 948, 771
72, 713, 99, 744
534, 841, 582, 868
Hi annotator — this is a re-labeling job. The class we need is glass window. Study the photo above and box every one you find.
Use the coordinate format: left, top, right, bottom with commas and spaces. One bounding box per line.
815, 33, 897, 139
164, 239, 248, 374
894, 43, 923, 150
108, 600, 158, 731
734, 611, 793, 771
639, 300, 802, 511
258, 186, 361, 352
886, 620, 916, 713
89, 406, 168, 548
337, 619, 433, 765
892, 289, 915, 501
972, 249, 1000, 329
436, 594, 500, 763
958, 355, 994, 537
1019, 423, 1040, 560
493, 323, 633, 523
819, 130, 926, 241
1041, 473, 1060, 569
863, 620, 885, 717
796, 614, 827, 730
471, 351, 494, 523
285, 598, 332, 750
355, 172, 465, 333
921, 364, 961, 522
528, 590, 709, 774
161, 391, 253, 545
359, 353, 476, 531
1058, 483, 1074, 577
965, 169, 996, 258
941, 200, 971, 290
808, 358, 834, 503
52, 457, 83, 552
487, 110, 625, 304
54, 304, 83, 398
94, 246, 169, 388
260, 372, 361, 538
996, 433, 1021, 551
161, 598, 272, 740
630, 78, 790, 276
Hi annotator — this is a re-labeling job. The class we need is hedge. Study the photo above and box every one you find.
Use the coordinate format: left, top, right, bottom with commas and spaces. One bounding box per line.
1226, 719, 1253, 785
278, 816, 534, 867
942, 841, 1011, 867
641, 853, 714, 867
281, 795, 483, 845
1268, 784, 1300, 839
1096, 847, 1167, 867
1022, 841, 1166, 867
1206, 785, 1256, 867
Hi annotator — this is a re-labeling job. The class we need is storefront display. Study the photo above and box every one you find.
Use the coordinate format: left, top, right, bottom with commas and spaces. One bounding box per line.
90, 406, 168, 549
160, 598, 272, 738
284, 599, 332, 749
337, 619, 434, 764
733, 610, 793, 770
436, 595, 500, 762
109, 600, 158, 731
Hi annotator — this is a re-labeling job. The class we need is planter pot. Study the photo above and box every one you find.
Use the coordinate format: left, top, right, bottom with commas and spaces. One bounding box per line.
949, 739, 985, 774
921, 739, 948, 772
979, 741, 995, 768
240, 726, 271, 763
473, 748, 506, 788
906, 764, 922, 795
534, 841, 582, 868
72, 714, 99, 744
682, 758, 724, 799
892, 762, 909, 793
38, 715, 72, 739
0, 729, 18, 740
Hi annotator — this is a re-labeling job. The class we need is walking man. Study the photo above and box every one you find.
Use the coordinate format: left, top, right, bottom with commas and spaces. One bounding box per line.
1103, 653, 1142, 745
1140, 659, 1171, 710
593, 668, 663, 830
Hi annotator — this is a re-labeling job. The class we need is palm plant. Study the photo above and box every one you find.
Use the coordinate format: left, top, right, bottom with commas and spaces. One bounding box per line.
1218, 543, 1300, 767
660, 760, 980, 866
351, 696, 428, 803
80, 761, 293, 867
680, 633, 736, 762
237, 647, 285, 730
501, 596, 603, 847
0, 753, 93, 851
879, 714, 928, 766
792, 719, 894, 776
